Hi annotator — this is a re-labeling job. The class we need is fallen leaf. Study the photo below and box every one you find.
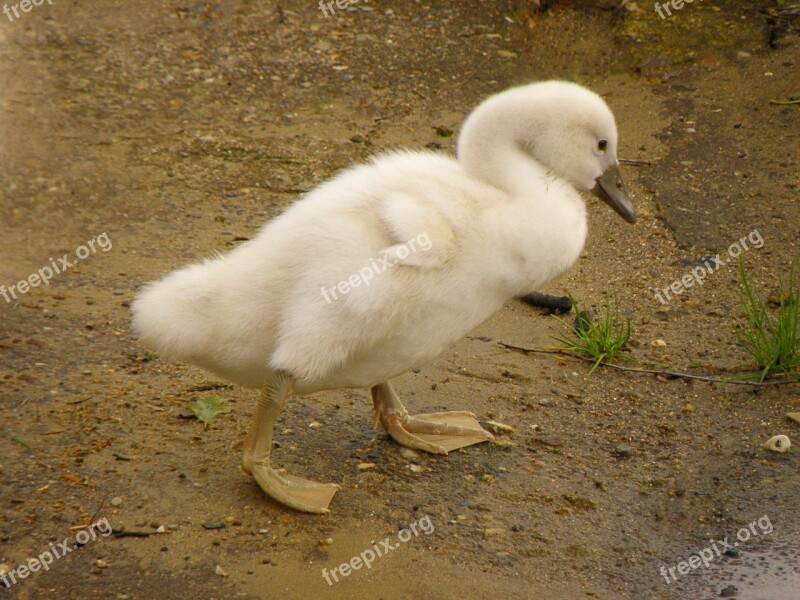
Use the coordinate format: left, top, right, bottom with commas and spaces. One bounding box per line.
190, 394, 232, 426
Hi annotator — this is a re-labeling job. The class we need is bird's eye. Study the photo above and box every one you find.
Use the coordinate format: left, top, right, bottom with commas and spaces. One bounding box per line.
598, 139, 607, 152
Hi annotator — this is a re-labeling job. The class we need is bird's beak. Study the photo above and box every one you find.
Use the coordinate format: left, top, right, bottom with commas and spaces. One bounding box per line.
592, 163, 637, 224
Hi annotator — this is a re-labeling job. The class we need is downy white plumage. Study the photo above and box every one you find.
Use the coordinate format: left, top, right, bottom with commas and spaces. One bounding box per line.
132, 80, 637, 513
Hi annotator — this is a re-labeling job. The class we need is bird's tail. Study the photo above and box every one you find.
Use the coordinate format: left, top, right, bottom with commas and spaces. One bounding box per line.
131, 260, 223, 361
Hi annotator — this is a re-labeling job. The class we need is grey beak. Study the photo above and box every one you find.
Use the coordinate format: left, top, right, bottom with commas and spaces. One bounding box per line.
592, 163, 637, 224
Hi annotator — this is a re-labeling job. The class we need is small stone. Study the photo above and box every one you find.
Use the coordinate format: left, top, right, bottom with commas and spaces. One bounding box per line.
398, 447, 419, 459
156, 525, 167, 533
537, 398, 553, 407
408, 464, 425, 474
480, 474, 496, 484
319, 537, 334, 546
614, 444, 634, 457
719, 584, 738, 598
111, 496, 123, 506
215, 565, 229, 578
357, 462, 377, 471
308, 421, 322, 428
531, 434, 565, 447
763, 435, 791, 453
0, 564, 12, 577
511, 524, 523, 532
224, 516, 241, 526
463, 474, 476, 483
492, 438, 516, 450
96, 559, 109, 568
786, 412, 800, 425
651, 339, 667, 348
486, 420, 514, 433
483, 527, 507, 538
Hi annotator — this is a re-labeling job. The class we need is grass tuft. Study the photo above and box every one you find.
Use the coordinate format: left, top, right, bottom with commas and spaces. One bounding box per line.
553, 295, 632, 375
737, 260, 800, 382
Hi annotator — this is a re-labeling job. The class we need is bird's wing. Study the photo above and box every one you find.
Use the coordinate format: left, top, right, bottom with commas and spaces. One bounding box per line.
376, 192, 457, 269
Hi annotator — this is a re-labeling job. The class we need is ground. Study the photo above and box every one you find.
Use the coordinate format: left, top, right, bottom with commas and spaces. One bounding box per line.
1, 1, 799, 599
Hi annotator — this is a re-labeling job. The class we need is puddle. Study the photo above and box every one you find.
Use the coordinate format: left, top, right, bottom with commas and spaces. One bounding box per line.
704, 541, 800, 600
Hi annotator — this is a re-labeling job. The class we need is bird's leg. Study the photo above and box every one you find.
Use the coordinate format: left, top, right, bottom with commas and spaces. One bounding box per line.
241, 370, 340, 514
371, 382, 494, 455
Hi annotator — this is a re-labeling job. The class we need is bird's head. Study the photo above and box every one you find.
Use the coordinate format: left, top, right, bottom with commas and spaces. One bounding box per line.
457, 80, 637, 224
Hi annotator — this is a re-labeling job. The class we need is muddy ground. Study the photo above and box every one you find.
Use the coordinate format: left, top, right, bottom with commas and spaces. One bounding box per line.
1, 1, 799, 599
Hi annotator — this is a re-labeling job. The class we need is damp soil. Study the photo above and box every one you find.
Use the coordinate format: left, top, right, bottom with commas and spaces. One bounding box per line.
1, 2, 799, 599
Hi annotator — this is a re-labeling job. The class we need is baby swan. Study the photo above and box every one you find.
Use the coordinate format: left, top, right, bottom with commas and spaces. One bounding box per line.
131, 81, 636, 514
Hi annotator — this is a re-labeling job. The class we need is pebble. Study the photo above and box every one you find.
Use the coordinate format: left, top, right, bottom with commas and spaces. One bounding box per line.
408, 464, 425, 474
483, 528, 506, 538
156, 525, 167, 533
308, 421, 322, 428
537, 398, 553, 407
398, 447, 419, 459
357, 462, 377, 471
96, 559, 109, 568
614, 444, 634, 457
786, 412, 800, 425
111, 496, 123, 506
215, 565, 229, 577
486, 420, 514, 433
492, 438, 516, 450
763, 435, 791, 453
719, 584, 738, 597
531, 434, 564, 447
651, 339, 667, 348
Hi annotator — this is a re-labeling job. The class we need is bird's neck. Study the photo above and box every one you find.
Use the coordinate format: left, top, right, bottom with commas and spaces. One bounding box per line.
459, 124, 549, 197
478, 172, 589, 297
